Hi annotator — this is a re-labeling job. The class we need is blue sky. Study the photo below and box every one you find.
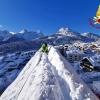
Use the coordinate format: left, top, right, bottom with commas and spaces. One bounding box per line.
0, 0, 100, 35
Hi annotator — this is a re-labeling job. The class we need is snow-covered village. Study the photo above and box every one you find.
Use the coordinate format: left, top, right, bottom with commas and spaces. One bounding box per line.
0, 27, 99, 100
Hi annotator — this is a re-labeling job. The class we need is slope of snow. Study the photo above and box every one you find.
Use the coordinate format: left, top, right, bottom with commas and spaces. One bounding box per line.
0, 51, 64, 100
0, 46, 98, 100
48, 47, 98, 100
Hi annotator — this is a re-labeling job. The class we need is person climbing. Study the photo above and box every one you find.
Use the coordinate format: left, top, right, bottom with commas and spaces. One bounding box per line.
41, 43, 49, 53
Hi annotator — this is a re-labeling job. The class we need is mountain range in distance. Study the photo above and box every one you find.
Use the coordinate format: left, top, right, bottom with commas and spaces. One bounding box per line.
0, 27, 99, 54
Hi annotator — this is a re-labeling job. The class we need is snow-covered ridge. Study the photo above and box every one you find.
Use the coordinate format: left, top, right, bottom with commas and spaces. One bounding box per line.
48, 47, 98, 100
16, 29, 44, 40
0, 29, 44, 41
0, 46, 98, 100
56, 27, 100, 42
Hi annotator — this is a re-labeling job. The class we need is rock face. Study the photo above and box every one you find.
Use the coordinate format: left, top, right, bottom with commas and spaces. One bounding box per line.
0, 46, 98, 100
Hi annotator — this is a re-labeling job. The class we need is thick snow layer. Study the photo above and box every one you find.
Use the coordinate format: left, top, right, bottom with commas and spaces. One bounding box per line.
0, 52, 64, 100
0, 46, 98, 100
48, 47, 98, 100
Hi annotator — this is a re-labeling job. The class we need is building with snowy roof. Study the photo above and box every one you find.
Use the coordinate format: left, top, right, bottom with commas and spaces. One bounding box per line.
80, 55, 100, 71
65, 50, 85, 62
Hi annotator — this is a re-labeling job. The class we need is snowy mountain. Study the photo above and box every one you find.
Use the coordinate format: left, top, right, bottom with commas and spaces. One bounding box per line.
0, 29, 44, 43
57, 27, 80, 37
82, 32, 100, 40
56, 27, 97, 42
0, 28, 99, 45
0, 27, 98, 54
3, 35, 25, 43
0, 30, 12, 38
15, 29, 44, 41
0, 46, 98, 100
0, 30, 12, 41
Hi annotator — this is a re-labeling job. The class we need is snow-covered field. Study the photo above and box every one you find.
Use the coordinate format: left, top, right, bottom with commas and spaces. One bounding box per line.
0, 46, 98, 100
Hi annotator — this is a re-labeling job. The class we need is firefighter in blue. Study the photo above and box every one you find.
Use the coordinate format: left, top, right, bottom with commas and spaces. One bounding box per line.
41, 43, 49, 53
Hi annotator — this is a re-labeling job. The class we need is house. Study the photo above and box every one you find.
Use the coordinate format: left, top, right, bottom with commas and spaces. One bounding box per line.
65, 50, 85, 62
80, 58, 94, 71
74, 42, 89, 50
56, 44, 69, 56
80, 55, 100, 71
